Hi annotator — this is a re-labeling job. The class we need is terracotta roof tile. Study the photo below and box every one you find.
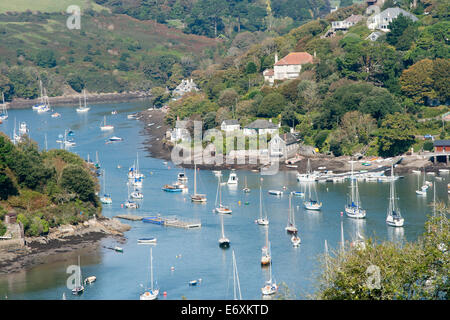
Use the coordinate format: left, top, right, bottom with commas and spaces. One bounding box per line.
274, 52, 313, 66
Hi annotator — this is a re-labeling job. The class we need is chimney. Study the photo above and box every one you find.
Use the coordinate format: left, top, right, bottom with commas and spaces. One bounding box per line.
275, 53, 278, 64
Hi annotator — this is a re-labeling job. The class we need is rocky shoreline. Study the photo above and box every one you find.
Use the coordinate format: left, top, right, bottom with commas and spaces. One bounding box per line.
0, 217, 131, 275
137, 109, 449, 174
6, 91, 152, 109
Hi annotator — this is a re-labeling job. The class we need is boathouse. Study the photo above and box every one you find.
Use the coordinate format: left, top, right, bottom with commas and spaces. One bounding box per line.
433, 140, 450, 164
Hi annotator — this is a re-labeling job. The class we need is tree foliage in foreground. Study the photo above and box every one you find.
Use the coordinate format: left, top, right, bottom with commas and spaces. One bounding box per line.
316, 205, 449, 300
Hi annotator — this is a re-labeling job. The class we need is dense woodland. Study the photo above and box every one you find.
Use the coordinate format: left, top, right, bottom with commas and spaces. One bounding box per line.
0, 0, 449, 159
162, 0, 450, 157
0, 133, 101, 237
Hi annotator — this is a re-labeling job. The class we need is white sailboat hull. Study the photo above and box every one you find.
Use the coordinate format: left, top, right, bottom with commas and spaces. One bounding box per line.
304, 201, 322, 210
386, 215, 404, 227
140, 289, 159, 300
345, 206, 366, 219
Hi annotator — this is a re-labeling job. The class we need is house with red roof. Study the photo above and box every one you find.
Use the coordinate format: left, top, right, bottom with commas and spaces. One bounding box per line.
263, 52, 314, 85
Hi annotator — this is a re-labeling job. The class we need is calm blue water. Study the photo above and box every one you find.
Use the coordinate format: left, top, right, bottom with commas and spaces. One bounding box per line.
0, 101, 448, 300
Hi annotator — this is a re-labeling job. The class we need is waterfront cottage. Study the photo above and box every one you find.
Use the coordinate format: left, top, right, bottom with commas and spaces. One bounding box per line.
269, 132, 301, 158
243, 119, 279, 136
367, 7, 418, 32
220, 120, 240, 132
170, 120, 191, 142
263, 52, 314, 85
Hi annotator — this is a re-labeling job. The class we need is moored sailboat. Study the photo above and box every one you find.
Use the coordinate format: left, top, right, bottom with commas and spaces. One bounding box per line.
140, 246, 159, 300
345, 161, 366, 219
386, 164, 404, 227
256, 182, 269, 226
285, 193, 298, 233
191, 164, 207, 202
71, 256, 84, 295
218, 213, 230, 248
214, 175, 232, 214
261, 242, 277, 295
303, 180, 322, 211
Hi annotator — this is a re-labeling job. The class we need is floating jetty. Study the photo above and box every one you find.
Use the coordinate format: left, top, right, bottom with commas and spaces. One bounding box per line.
143, 215, 201, 229
114, 215, 144, 221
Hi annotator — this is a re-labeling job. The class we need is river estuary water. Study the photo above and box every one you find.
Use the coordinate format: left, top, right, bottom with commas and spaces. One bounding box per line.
0, 100, 448, 300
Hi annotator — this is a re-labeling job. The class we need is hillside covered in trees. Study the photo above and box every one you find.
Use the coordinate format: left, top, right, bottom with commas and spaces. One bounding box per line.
163, 0, 449, 158
0, 133, 101, 237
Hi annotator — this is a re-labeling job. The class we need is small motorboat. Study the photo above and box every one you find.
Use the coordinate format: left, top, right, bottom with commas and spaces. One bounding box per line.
84, 276, 96, 284
268, 190, 283, 196
51, 112, 61, 118
114, 246, 123, 252
227, 172, 238, 184
291, 191, 304, 197
162, 184, 183, 192
125, 200, 139, 209
177, 172, 188, 182
130, 190, 144, 199
219, 237, 230, 248
109, 136, 123, 142
111, 110, 118, 115
138, 237, 157, 244
189, 279, 202, 286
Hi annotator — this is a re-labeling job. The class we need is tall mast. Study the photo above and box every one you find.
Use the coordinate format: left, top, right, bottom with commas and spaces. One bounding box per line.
83, 89, 87, 108
340, 220, 344, 252
350, 160, 355, 204
194, 164, 197, 195
150, 247, 154, 291
220, 213, 225, 238
259, 184, 263, 220
232, 250, 242, 300
78, 256, 82, 288
39, 80, 44, 104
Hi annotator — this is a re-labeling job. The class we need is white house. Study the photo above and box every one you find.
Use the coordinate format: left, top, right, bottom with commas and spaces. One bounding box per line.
367, 7, 418, 32
263, 52, 314, 85
331, 14, 364, 31
243, 119, 279, 136
169, 120, 191, 142
172, 79, 199, 100
269, 133, 301, 158
220, 120, 240, 132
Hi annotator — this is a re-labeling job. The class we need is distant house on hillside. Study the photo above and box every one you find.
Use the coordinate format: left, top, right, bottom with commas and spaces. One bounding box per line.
367, 7, 418, 32
263, 52, 314, 85
331, 14, 364, 31
220, 120, 240, 132
366, 31, 383, 41
172, 79, 199, 100
243, 119, 279, 136
168, 119, 191, 142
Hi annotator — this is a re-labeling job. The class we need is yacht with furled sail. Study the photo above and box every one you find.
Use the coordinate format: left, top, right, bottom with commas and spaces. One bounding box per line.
32, 80, 49, 111
415, 166, 427, 196
285, 193, 298, 233
0, 92, 8, 121
140, 246, 159, 300
218, 213, 230, 248
100, 116, 114, 131
303, 180, 322, 211
386, 164, 404, 227
345, 160, 366, 219
71, 256, 84, 295
242, 176, 250, 193
128, 153, 145, 180
261, 225, 271, 266
297, 158, 317, 182
100, 170, 112, 204
261, 242, 278, 296
214, 175, 232, 214
76, 89, 90, 113
191, 164, 207, 202
37, 88, 50, 113
255, 181, 269, 225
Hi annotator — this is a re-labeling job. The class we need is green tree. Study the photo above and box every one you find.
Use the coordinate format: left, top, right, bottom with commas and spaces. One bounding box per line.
377, 113, 417, 157
386, 14, 417, 50
257, 93, 286, 117
35, 49, 57, 68
60, 165, 97, 204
